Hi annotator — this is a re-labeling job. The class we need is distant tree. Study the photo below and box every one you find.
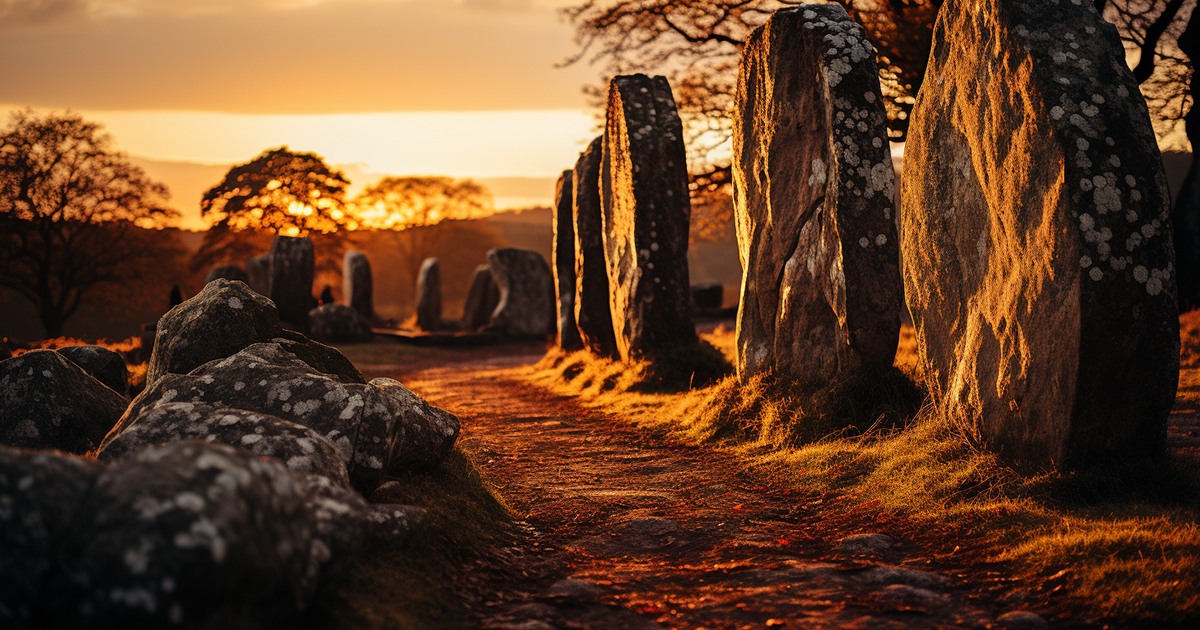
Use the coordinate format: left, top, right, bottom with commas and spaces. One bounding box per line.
192, 147, 351, 275
350, 176, 495, 286
0, 109, 181, 338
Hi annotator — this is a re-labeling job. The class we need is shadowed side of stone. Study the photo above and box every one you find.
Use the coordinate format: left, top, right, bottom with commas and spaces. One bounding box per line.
573, 135, 619, 359
733, 5, 901, 383
553, 169, 584, 351
487, 248, 555, 338
0, 351, 128, 454
461, 264, 502, 333
601, 74, 698, 361
901, 0, 1179, 467
416, 257, 443, 332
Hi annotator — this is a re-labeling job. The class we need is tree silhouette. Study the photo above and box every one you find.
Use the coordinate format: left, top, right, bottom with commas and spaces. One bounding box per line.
0, 109, 181, 338
192, 147, 351, 275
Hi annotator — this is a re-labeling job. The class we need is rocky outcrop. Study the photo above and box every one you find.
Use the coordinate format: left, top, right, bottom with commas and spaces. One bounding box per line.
553, 169, 584, 351
268, 236, 316, 330
901, 0, 1179, 466
204, 264, 249, 285
733, 5, 901, 383
344, 250, 375, 323
600, 74, 698, 361
415, 258, 443, 332
573, 135, 619, 358
486, 248, 555, 338
57, 346, 129, 396
0, 351, 128, 454
308, 304, 373, 343
460, 264, 501, 333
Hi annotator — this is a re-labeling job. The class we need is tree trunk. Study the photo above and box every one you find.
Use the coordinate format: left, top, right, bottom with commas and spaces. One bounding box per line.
1173, 8, 1200, 311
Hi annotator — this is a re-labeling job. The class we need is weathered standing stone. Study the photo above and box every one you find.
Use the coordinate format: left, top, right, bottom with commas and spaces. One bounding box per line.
600, 74, 698, 360
204, 264, 249, 285
573, 136, 619, 358
0, 351, 128, 454
268, 235, 315, 329
553, 169, 584, 350
308, 304, 373, 343
344, 250, 375, 323
57, 346, 129, 396
733, 6, 901, 382
460, 264, 501, 333
901, 0, 1179, 467
244, 253, 272, 296
486, 248, 555, 338
415, 257, 443, 332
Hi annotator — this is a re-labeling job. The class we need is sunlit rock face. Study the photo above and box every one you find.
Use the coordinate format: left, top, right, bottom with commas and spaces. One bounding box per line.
415, 257, 443, 332
572, 136, 619, 359
308, 304, 373, 343
460, 264, 501, 333
553, 169, 584, 351
0, 351, 128, 454
343, 251, 375, 323
110, 342, 459, 494
268, 235, 316, 331
57, 346, 129, 397
901, 0, 1179, 467
733, 5, 901, 383
486, 247, 555, 338
600, 74, 697, 361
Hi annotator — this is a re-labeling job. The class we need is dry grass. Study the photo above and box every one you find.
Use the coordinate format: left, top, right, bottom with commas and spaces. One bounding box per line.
525, 324, 1200, 623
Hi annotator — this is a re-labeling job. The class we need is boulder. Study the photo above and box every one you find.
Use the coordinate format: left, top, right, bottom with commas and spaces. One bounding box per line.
109, 342, 459, 494
272, 330, 366, 384
460, 264, 501, 333
733, 6, 901, 382
600, 74, 698, 360
344, 250, 375, 322
573, 135, 619, 358
415, 257, 443, 332
57, 346, 129, 396
901, 0, 1179, 466
553, 169, 584, 350
0, 447, 102, 625
145, 278, 282, 386
0, 351, 128, 454
308, 304, 373, 343
267, 235, 315, 330
486, 248, 555, 338
244, 253, 272, 296
204, 264, 249, 285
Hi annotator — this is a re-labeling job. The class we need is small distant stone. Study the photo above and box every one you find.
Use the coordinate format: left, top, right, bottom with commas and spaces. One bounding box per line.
836, 533, 894, 554
857, 565, 951, 588
869, 583, 949, 611
542, 578, 603, 603
995, 611, 1050, 629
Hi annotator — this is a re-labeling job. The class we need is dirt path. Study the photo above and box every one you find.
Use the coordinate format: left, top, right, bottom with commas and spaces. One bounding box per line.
364, 351, 1067, 630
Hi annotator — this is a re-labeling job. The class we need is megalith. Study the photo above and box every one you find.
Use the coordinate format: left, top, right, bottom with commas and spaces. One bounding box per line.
573, 136, 619, 358
600, 75, 697, 361
733, 5, 901, 382
460, 264, 501, 333
267, 236, 315, 330
245, 253, 272, 296
901, 0, 1179, 467
553, 169, 584, 350
415, 258, 442, 332
344, 250, 374, 323
486, 248, 554, 338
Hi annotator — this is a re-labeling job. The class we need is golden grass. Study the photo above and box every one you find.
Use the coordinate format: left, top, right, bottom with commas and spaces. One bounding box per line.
524, 324, 1200, 623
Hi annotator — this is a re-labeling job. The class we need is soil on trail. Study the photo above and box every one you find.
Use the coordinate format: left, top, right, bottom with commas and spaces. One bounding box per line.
362, 349, 1064, 630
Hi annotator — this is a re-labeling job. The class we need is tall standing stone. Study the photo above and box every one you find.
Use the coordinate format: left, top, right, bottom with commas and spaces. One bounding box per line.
901, 0, 1179, 467
733, 6, 901, 383
245, 254, 272, 296
600, 74, 697, 361
460, 265, 501, 333
573, 136, 619, 358
415, 258, 442, 332
344, 250, 374, 323
553, 170, 584, 350
486, 248, 554, 338
267, 236, 314, 330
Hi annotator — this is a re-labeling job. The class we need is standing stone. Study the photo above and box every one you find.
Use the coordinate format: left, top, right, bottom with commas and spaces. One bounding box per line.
344, 250, 375, 323
573, 136, 619, 358
245, 253, 272, 296
308, 304, 373, 343
553, 169, 584, 350
733, 6, 901, 382
415, 258, 442, 332
486, 248, 555, 338
600, 74, 697, 360
268, 236, 315, 330
204, 264, 249, 286
460, 265, 501, 333
901, 0, 1179, 467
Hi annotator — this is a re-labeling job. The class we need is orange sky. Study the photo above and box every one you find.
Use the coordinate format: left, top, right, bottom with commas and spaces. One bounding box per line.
0, 0, 602, 225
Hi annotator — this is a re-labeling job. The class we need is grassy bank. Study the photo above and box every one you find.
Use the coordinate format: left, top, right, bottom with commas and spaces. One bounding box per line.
526, 328, 1200, 624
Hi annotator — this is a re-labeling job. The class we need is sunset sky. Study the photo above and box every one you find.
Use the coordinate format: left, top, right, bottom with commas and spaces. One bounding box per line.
0, 0, 602, 228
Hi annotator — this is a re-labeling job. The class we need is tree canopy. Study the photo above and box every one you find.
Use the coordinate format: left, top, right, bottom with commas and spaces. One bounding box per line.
0, 109, 181, 337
